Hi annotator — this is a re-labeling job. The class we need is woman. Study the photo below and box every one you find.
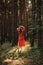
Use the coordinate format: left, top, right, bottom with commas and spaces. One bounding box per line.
17, 25, 25, 52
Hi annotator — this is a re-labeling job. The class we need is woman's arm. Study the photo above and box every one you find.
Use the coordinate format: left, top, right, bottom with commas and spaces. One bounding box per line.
17, 28, 20, 33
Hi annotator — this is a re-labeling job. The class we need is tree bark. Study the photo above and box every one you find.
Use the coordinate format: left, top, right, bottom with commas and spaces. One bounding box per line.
12, 0, 18, 46
30, 0, 35, 47
37, 0, 43, 49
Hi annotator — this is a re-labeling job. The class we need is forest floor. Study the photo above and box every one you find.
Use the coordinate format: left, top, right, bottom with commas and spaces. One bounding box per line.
0, 41, 43, 65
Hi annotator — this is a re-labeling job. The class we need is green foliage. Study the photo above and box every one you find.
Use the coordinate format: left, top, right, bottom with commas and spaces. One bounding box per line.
0, 43, 43, 65
0, 42, 12, 50
28, 48, 40, 58
23, 48, 43, 65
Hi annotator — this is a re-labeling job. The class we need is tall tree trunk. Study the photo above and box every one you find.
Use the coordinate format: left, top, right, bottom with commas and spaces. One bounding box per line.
0, 17, 3, 45
0, 0, 4, 44
30, 0, 35, 47
3, 0, 7, 42
37, 0, 43, 49
12, 0, 18, 46
19, 0, 26, 24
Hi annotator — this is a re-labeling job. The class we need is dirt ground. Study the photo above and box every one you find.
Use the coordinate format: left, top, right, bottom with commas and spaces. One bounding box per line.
3, 43, 31, 65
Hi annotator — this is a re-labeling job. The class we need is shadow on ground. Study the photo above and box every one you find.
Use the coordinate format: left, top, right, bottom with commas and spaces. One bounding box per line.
0, 42, 43, 65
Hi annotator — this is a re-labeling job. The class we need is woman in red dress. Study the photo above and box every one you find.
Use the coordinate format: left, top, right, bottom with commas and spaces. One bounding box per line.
17, 25, 25, 52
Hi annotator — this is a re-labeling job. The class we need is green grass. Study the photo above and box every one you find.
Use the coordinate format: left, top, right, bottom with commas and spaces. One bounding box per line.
0, 42, 12, 51
0, 42, 43, 65
23, 48, 43, 65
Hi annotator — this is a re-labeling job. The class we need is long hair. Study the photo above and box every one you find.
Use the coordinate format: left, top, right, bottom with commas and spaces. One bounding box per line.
20, 28, 22, 34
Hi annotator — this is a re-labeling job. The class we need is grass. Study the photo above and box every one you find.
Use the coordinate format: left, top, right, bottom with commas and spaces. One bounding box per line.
23, 48, 43, 65
0, 42, 43, 65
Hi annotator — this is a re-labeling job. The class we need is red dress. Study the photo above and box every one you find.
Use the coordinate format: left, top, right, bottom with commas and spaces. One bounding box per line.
17, 28, 25, 47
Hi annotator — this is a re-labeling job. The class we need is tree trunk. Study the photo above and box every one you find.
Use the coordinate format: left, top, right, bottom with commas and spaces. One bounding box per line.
37, 0, 43, 49
12, 0, 18, 46
30, 0, 35, 47
19, 0, 26, 24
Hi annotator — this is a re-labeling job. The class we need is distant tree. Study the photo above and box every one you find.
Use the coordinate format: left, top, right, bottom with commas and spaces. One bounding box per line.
37, 0, 43, 49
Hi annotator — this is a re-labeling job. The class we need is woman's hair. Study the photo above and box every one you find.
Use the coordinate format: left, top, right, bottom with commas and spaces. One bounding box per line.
20, 28, 22, 34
